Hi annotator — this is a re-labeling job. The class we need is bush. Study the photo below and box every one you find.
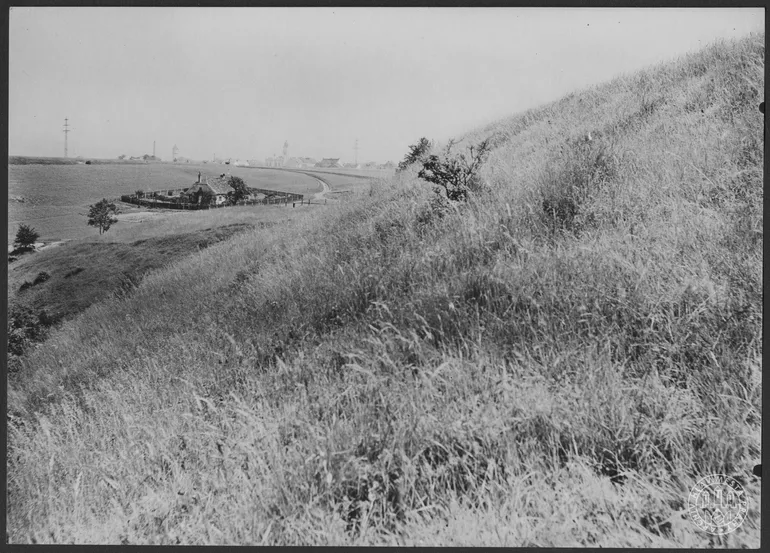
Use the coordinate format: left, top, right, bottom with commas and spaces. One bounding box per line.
7, 305, 50, 357
418, 138, 492, 203
415, 192, 453, 231
397, 137, 433, 173
14, 224, 39, 251
33, 272, 50, 285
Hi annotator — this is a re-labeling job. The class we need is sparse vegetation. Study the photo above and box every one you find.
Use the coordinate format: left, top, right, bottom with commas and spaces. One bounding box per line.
6, 34, 763, 546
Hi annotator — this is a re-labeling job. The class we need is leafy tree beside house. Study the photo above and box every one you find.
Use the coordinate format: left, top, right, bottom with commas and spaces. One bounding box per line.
226, 176, 250, 205
13, 224, 40, 251
87, 199, 120, 235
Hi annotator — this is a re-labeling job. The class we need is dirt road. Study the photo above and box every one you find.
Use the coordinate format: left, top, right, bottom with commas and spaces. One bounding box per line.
312, 177, 335, 202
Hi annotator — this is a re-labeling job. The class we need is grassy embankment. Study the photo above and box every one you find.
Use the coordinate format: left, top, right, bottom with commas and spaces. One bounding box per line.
7, 34, 763, 545
7, 202, 322, 365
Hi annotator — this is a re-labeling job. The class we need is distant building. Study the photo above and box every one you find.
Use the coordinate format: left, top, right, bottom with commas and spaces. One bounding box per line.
284, 156, 317, 169
264, 156, 285, 167
315, 157, 342, 168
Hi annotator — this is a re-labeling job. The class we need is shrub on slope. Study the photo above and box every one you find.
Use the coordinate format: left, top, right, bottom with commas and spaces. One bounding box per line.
7, 33, 762, 545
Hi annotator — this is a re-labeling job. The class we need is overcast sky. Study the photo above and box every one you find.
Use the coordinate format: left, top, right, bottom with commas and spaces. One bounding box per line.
9, 7, 764, 163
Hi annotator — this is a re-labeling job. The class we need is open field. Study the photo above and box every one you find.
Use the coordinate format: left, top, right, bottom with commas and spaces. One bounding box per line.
290, 166, 395, 179
9, 156, 164, 165
8, 163, 319, 245
6, 34, 763, 545
247, 166, 381, 196
103, 203, 310, 244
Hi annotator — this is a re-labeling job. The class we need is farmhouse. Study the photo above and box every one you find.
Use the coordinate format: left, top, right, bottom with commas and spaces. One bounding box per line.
181, 172, 230, 205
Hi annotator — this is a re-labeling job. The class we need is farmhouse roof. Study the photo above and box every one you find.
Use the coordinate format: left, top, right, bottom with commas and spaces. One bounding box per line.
316, 157, 342, 168
184, 182, 216, 196
207, 176, 233, 195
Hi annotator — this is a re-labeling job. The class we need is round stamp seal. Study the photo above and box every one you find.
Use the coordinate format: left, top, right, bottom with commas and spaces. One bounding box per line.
688, 474, 748, 535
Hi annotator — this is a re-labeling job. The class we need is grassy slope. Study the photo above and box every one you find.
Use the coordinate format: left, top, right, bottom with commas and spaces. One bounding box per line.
8, 224, 256, 321
6, 34, 763, 545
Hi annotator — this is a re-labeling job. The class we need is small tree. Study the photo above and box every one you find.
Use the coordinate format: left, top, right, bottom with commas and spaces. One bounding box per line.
14, 224, 40, 251
418, 138, 493, 203
226, 176, 250, 205
397, 137, 433, 173
87, 199, 120, 235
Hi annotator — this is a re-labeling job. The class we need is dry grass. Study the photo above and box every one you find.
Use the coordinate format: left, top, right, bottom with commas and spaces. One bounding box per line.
6, 33, 763, 545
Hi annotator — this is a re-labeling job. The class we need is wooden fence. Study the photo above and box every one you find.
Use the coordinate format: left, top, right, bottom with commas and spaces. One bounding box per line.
119, 192, 312, 210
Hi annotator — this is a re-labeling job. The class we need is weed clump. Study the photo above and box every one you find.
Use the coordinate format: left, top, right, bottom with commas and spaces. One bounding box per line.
539, 134, 620, 235
7, 306, 57, 361
19, 272, 51, 292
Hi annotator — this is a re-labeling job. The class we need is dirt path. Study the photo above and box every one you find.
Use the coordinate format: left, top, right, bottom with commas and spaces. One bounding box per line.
8, 240, 70, 255
312, 177, 335, 202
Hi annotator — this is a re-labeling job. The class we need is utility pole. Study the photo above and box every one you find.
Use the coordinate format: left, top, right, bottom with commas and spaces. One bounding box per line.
354, 138, 359, 165
153, 140, 156, 158
63, 118, 71, 158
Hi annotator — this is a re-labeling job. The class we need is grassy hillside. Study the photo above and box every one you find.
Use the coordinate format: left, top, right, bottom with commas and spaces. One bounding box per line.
7, 34, 763, 545
7, 224, 255, 358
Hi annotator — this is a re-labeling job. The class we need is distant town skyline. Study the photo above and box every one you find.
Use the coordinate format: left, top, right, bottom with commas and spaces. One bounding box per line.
9, 7, 763, 162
